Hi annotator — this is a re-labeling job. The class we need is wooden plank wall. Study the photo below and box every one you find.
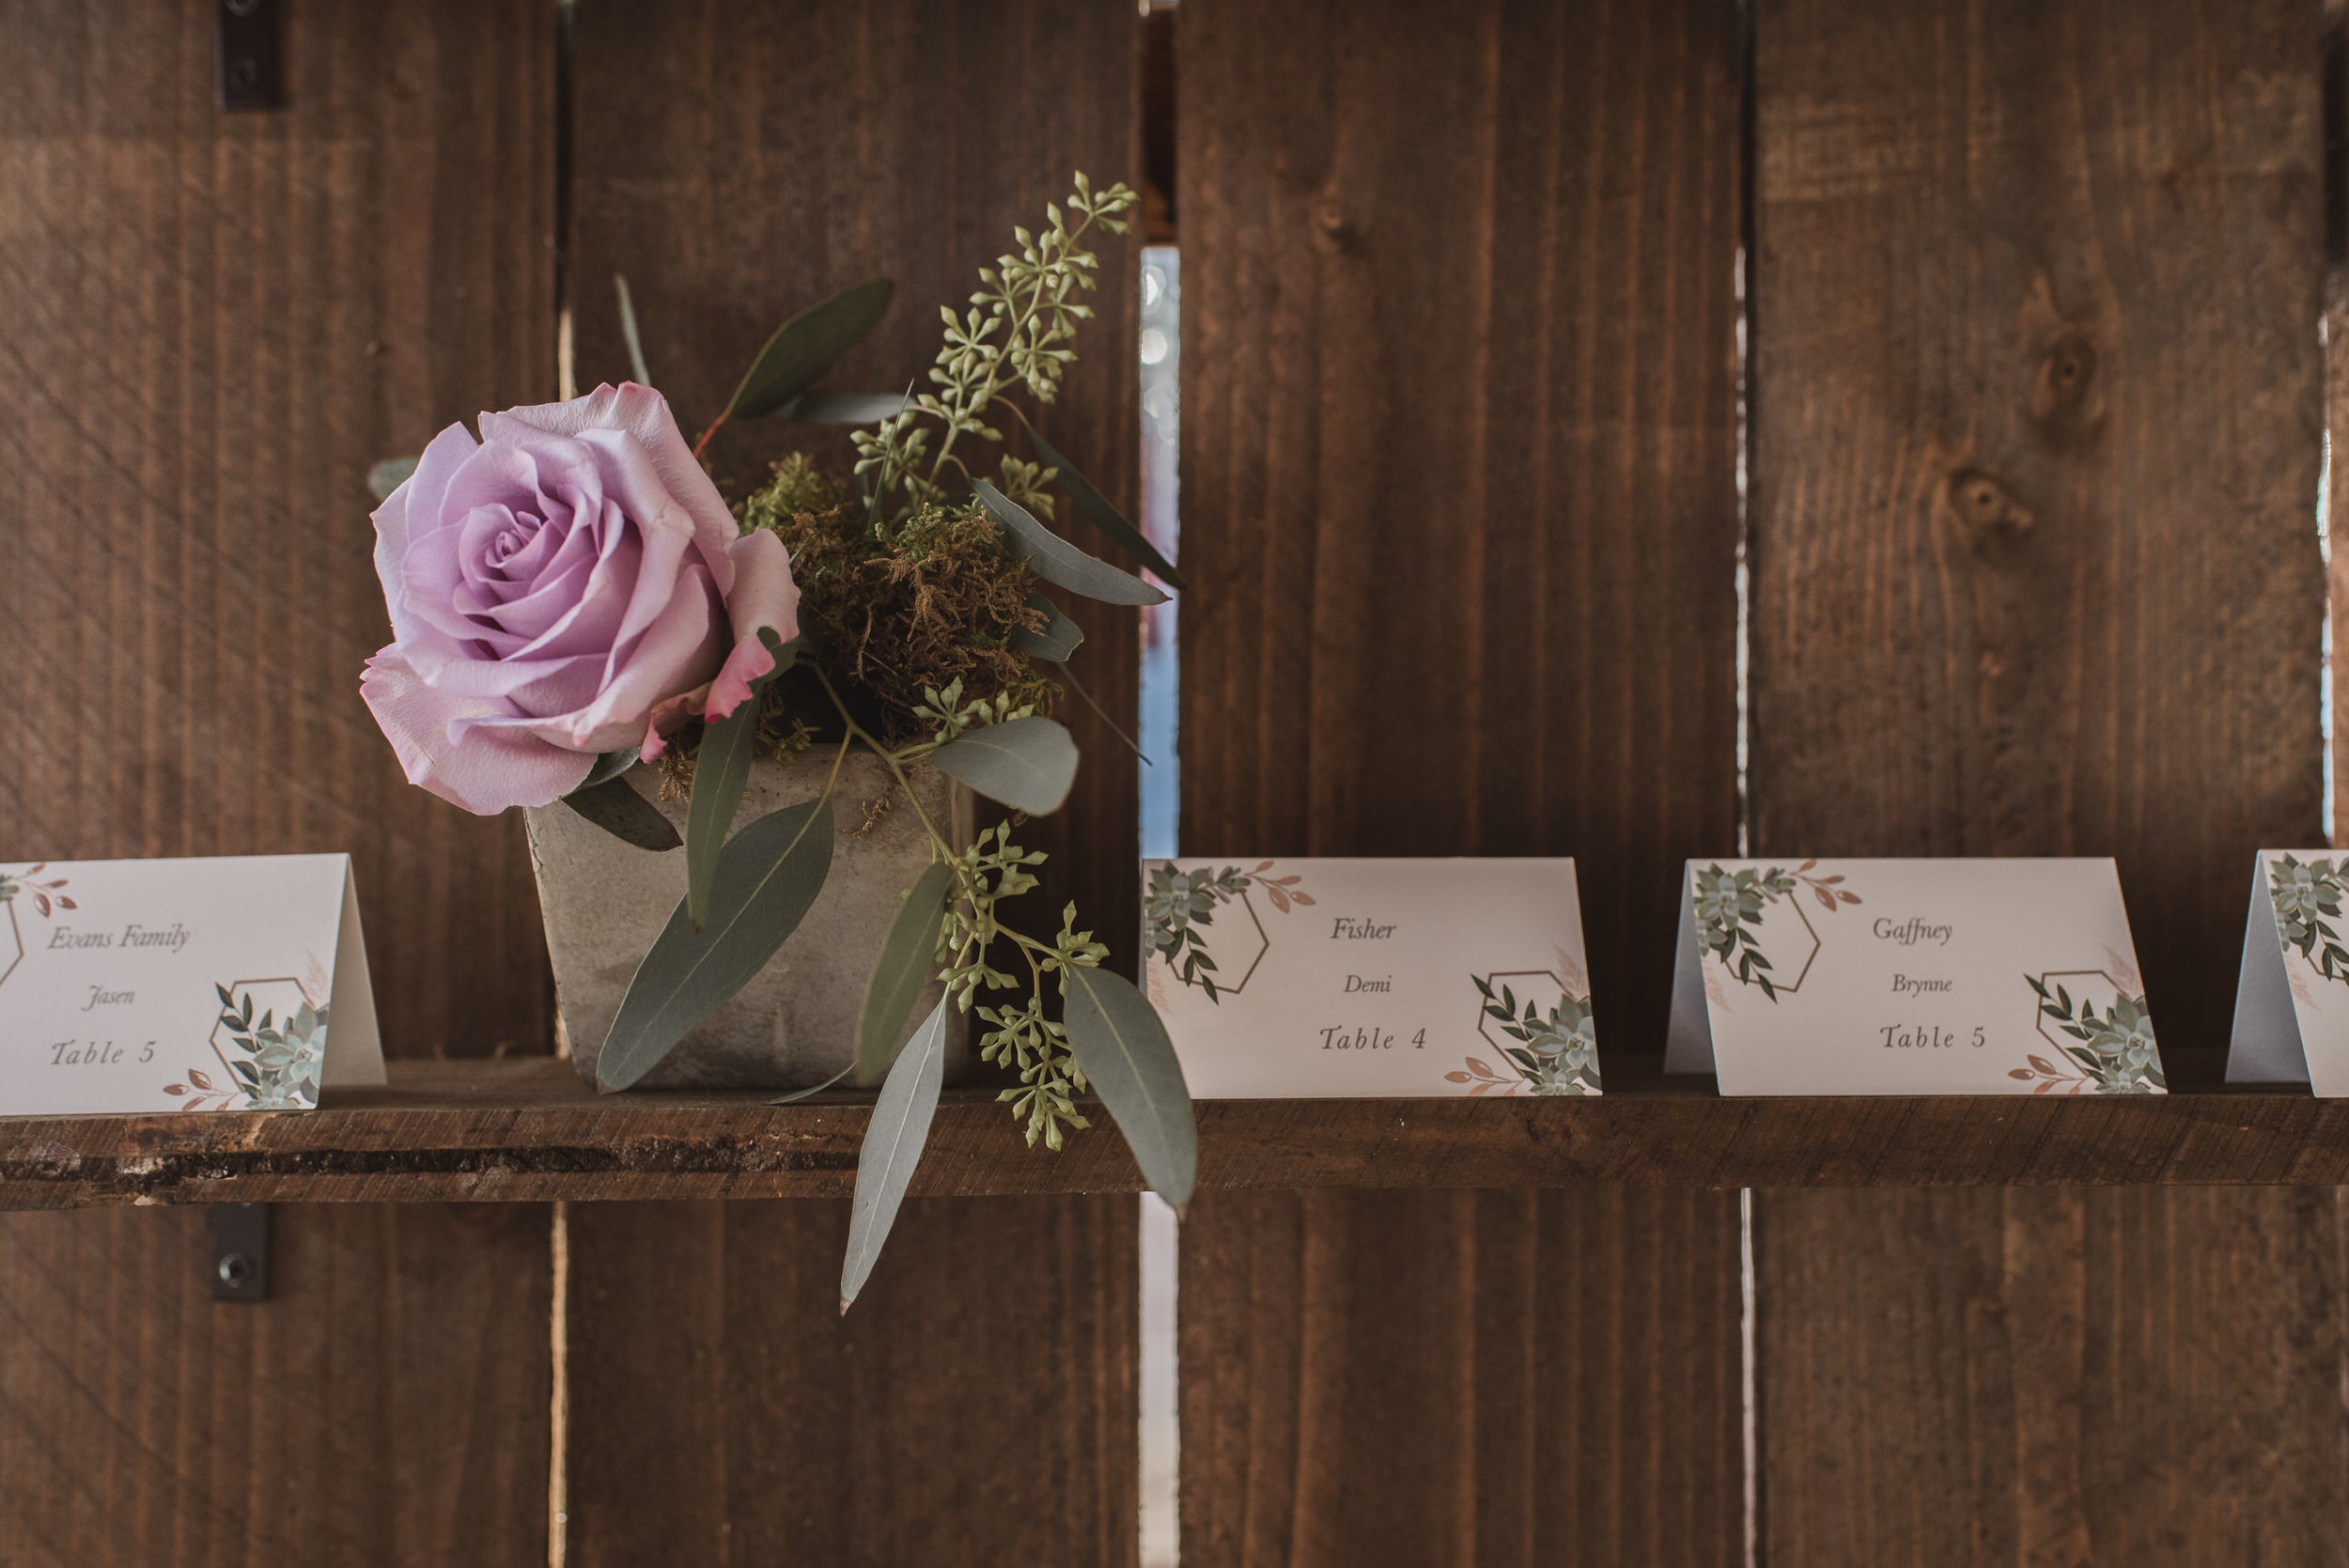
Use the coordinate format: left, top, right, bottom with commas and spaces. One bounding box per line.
1173, 0, 1748, 1561
6, 1, 2347, 1564
558, 2, 1143, 1561
0, 2, 557, 1563
1750, 2, 2345, 1561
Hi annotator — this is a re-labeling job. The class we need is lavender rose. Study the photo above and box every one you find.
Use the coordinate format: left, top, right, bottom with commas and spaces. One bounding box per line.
361, 382, 798, 814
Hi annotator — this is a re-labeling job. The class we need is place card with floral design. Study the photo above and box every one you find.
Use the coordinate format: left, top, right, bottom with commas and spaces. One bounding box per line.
2226, 849, 2349, 1091
0, 854, 383, 1114
1664, 857, 2164, 1095
1142, 857, 1596, 1098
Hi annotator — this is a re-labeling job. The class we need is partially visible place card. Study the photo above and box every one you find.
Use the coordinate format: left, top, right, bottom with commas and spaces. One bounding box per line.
1143, 857, 1597, 1098
0, 854, 383, 1114
1665, 857, 2165, 1095
2227, 849, 2349, 1091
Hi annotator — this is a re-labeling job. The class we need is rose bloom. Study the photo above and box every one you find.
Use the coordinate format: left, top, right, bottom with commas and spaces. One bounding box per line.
361, 382, 797, 814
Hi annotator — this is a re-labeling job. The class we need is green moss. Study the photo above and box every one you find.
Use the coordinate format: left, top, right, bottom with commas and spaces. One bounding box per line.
736, 457, 1057, 741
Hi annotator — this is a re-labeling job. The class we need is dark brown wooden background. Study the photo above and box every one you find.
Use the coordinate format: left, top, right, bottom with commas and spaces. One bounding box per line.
1, 0, 2341, 1563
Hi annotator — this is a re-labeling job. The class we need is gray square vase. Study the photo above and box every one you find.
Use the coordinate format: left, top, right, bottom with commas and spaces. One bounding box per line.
525, 748, 969, 1090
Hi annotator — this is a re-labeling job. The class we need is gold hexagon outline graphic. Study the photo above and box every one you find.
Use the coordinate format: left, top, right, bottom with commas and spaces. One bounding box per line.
1209, 887, 1272, 996
1473, 969, 1570, 1064
1725, 895, 1821, 995
208, 974, 316, 1088
0, 902, 22, 994
2030, 968, 2123, 1060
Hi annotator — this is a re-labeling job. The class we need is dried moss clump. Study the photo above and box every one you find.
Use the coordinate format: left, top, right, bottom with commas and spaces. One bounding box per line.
736, 457, 1057, 739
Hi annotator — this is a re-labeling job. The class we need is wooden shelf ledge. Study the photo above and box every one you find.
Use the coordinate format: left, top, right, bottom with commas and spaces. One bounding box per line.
0, 1056, 2343, 1208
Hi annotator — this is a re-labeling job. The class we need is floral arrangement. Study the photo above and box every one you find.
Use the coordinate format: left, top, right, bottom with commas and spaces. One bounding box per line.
361, 175, 1193, 1304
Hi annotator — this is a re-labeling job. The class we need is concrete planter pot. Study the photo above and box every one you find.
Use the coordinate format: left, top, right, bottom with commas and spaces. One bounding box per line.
525, 748, 968, 1090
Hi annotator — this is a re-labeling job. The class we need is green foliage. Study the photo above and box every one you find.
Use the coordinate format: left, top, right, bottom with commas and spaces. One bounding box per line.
599, 792, 837, 1090
735, 453, 846, 531
211, 984, 328, 1109
2270, 852, 2349, 983
723, 278, 895, 422
842, 997, 950, 1309
851, 174, 1137, 520
857, 860, 957, 1085
1144, 863, 1250, 1001
1472, 977, 1598, 1096
971, 479, 1165, 607
1062, 962, 1196, 1205
2024, 976, 2166, 1094
562, 770, 682, 852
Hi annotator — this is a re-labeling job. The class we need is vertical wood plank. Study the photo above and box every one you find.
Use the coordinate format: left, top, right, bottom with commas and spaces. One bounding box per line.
562, 3, 1143, 1560
1175, 0, 1745, 1562
564, 1197, 1137, 1565
0, 5, 559, 1564
1179, 1190, 1745, 1568
1750, 1, 2342, 1560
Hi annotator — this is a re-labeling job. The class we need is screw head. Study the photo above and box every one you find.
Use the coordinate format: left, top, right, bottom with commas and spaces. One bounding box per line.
216, 1252, 254, 1287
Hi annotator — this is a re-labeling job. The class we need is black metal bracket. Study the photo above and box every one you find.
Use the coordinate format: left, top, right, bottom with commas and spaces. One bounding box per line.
216, 0, 283, 112
209, 1203, 271, 1301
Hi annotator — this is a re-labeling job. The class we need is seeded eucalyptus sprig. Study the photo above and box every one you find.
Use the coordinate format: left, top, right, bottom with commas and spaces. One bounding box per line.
853, 173, 1138, 521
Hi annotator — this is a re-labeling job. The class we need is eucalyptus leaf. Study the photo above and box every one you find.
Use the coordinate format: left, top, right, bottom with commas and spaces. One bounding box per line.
562, 772, 681, 852
1006, 594, 1084, 662
779, 391, 913, 425
929, 716, 1078, 815
598, 794, 835, 1090
770, 1063, 853, 1105
858, 860, 957, 1085
723, 278, 894, 422
1001, 402, 1186, 590
578, 748, 641, 790
970, 480, 1167, 607
1062, 965, 1196, 1207
840, 997, 949, 1311
366, 457, 418, 504
614, 272, 652, 387
684, 631, 799, 928
684, 698, 760, 931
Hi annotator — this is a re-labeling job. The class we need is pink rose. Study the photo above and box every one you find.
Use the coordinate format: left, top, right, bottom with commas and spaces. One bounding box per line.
362, 382, 798, 814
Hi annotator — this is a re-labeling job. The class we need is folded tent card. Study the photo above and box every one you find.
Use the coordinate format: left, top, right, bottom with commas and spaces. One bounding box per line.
1665, 857, 2166, 1095
0, 854, 383, 1114
1143, 857, 1598, 1097
2226, 849, 2349, 1091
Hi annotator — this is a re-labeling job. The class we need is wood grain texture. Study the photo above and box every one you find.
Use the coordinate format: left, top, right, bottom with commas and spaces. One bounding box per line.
1177, 0, 1740, 1049
19, 1059, 2349, 1207
1179, 1189, 1744, 1568
1760, 1188, 2349, 1563
0, 4, 558, 1561
1750, 0, 2325, 1063
564, 5, 1143, 1561
1174, 1, 1744, 1560
563, 1196, 1135, 1566
1750, 2, 2339, 1560
0, 1203, 552, 1567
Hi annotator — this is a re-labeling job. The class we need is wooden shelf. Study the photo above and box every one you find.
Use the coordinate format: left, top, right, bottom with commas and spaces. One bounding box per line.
0, 1056, 2344, 1208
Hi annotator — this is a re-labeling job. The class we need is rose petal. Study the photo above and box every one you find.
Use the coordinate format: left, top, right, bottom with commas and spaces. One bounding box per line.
481, 382, 740, 598
704, 529, 802, 720
360, 650, 593, 814
373, 421, 481, 644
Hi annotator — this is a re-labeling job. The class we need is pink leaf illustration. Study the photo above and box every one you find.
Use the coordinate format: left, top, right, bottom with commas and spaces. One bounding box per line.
188, 1070, 213, 1091
1444, 1071, 1472, 1083
1267, 887, 1290, 912
1290, 893, 1316, 907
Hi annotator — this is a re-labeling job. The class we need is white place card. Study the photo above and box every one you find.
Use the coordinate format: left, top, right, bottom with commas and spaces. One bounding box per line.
2226, 849, 2349, 1090
0, 854, 383, 1114
1664, 857, 2165, 1095
1143, 857, 1597, 1098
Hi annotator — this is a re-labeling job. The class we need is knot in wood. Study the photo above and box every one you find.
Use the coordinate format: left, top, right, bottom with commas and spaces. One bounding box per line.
1946, 468, 2033, 534
2030, 331, 2102, 429
1311, 196, 1360, 254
